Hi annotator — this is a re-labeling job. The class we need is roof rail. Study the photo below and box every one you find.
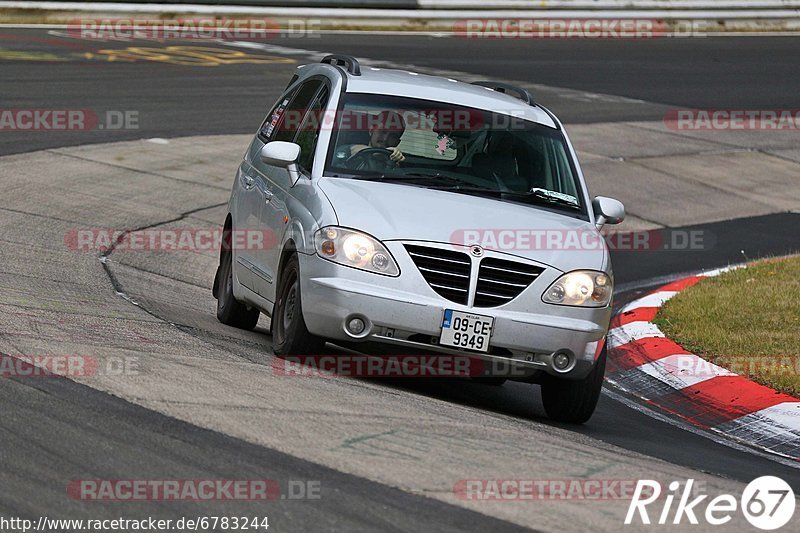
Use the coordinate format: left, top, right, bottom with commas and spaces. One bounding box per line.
321, 54, 361, 76
471, 81, 534, 105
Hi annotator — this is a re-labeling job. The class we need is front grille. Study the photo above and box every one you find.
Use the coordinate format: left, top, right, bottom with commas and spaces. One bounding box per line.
474, 257, 544, 308
405, 245, 471, 305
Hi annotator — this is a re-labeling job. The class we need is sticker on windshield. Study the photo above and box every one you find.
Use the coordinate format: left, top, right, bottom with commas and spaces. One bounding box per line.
435, 133, 455, 155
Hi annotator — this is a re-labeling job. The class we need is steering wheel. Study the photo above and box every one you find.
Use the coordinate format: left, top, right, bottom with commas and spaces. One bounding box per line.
345, 147, 395, 171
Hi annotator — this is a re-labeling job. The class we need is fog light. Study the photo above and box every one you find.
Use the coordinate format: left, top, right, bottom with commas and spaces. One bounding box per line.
546, 285, 565, 303
553, 351, 571, 371
347, 317, 366, 335
372, 252, 390, 270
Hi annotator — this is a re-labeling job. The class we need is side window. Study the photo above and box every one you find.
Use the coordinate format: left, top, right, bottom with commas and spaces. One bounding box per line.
273, 80, 323, 143
294, 86, 330, 172
259, 87, 297, 141
258, 80, 322, 143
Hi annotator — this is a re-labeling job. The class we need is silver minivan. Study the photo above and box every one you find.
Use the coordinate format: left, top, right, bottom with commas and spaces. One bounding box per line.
214, 55, 625, 423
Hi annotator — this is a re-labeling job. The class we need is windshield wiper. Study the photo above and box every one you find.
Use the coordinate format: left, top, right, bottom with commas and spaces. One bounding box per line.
401, 172, 465, 182
500, 188, 581, 209
351, 174, 393, 181
428, 180, 581, 208
353, 172, 472, 186
350, 173, 580, 209
529, 188, 580, 206
352, 173, 502, 199
425, 184, 503, 197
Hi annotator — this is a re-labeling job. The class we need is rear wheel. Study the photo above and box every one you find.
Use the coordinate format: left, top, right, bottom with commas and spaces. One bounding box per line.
272, 255, 325, 355
541, 343, 606, 424
215, 249, 260, 330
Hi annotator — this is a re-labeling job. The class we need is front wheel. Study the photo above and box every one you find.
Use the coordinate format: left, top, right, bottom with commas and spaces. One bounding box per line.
272, 255, 325, 355
215, 249, 260, 330
541, 342, 606, 424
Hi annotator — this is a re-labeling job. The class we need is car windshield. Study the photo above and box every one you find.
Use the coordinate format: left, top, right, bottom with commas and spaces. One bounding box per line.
325, 93, 585, 215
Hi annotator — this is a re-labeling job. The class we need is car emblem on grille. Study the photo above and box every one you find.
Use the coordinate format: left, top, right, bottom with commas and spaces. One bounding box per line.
470, 245, 484, 257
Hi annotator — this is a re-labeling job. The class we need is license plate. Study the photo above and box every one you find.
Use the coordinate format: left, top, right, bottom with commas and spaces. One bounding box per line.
439, 309, 494, 353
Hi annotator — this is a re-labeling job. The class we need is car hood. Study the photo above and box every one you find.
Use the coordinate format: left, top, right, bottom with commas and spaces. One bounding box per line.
318, 177, 608, 273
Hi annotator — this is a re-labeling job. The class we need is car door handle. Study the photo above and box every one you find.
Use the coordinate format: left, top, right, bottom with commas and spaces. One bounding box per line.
263, 189, 274, 203
242, 174, 255, 189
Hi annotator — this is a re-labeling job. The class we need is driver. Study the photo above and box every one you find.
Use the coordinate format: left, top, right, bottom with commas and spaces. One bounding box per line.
349, 110, 406, 163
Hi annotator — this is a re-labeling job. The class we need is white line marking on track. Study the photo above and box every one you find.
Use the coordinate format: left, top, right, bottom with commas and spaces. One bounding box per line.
638, 353, 737, 389
619, 290, 678, 312
602, 387, 800, 469
608, 320, 664, 348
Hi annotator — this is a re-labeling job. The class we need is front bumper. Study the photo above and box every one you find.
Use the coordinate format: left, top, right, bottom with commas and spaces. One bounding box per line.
299, 244, 611, 380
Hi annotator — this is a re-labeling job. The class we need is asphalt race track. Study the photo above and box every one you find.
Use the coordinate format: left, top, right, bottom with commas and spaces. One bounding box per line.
1, 28, 799, 531
3, 30, 799, 153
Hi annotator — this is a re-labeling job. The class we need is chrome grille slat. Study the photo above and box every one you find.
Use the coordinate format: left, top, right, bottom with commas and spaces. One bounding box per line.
405, 244, 471, 305
474, 257, 544, 308
481, 264, 537, 276
408, 251, 470, 265
429, 283, 468, 292
418, 266, 469, 279
475, 291, 514, 299
405, 244, 545, 308
478, 277, 529, 288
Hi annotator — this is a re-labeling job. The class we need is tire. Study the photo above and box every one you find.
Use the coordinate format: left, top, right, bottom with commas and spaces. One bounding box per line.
215, 249, 260, 330
541, 342, 607, 424
272, 254, 325, 355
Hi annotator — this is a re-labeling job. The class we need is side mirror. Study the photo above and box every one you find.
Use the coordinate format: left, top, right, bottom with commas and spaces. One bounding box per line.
592, 196, 625, 229
260, 141, 302, 186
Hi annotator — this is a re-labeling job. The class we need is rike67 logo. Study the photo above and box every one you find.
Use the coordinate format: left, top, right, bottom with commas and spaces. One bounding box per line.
626, 477, 795, 530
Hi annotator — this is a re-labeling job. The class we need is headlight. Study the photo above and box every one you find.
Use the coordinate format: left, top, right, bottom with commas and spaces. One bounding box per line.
314, 226, 400, 276
542, 270, 612, 307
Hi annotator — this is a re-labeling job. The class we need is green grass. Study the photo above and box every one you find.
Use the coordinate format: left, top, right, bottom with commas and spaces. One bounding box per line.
655, 256, 800, 398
